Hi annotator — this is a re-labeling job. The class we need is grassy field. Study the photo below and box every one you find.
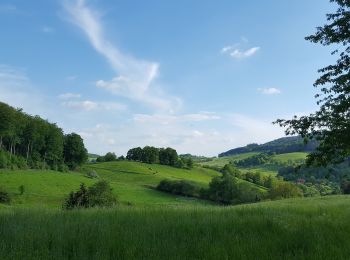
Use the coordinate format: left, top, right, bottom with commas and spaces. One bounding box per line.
0, 161, 264, 208
198, 152, 259, 167
199, 152, 309, 177
0, 195, 349, 259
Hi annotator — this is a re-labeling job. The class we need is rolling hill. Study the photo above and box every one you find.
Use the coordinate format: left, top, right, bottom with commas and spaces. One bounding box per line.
0, 160, 266, 208
218, 136, 318, 157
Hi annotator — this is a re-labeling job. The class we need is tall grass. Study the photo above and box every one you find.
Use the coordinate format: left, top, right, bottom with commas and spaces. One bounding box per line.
0, 196, 350, 259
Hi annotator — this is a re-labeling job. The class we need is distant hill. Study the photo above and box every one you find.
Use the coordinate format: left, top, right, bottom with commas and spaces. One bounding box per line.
219, 136, 318, 157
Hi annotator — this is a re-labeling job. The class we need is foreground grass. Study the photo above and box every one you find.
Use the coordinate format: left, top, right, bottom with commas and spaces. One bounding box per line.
0, 196, 350, 259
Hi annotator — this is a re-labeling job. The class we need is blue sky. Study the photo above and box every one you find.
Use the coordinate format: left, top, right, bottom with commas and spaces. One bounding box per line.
0, 0, 336, 156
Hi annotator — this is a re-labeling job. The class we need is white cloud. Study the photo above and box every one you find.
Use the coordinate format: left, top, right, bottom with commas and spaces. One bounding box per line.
63, 0, 180, 112
58, 92, 81, 99
257, 87, 281, 95
221, 43, 260, 59
133, 112, 220, 125
230, 47, 260, 59
62, 100, 126, 111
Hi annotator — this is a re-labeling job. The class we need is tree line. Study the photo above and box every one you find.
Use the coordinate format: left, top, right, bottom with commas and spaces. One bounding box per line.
126, 146, 193, 169
0, 102, 87, 170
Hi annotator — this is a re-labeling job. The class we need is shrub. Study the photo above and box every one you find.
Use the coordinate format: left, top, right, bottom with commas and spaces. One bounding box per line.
268, 182, 303, 200
63, 181, 116, 210
86, 170, 99, 179
18, 185, 25, 195
157, 179, 200, 197
0, 187, 11, 204
87, 180, 116, 207
205, 172, 264, 205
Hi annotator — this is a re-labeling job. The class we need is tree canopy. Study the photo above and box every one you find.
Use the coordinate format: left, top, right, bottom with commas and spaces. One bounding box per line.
275, 0, 350, 166
0, 102, 88, 170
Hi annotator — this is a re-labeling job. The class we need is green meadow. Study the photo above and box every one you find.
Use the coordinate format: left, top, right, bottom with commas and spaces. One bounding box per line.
0, 196, 349, 259
0, 160, 266, 208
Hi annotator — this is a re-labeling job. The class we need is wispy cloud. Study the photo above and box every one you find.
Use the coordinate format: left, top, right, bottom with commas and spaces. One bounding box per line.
63, 0, 180, 112
133, 112, 221, 125
58, 91, 126, 111
222, 45, 260, 59
257, 87, 281, 95
62, 100, 126, 111
58, 93, 81, 99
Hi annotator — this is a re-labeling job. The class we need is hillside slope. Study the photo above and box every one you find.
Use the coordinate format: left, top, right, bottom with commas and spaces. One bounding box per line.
219, 136, 317, 157
0, 161, 265, 208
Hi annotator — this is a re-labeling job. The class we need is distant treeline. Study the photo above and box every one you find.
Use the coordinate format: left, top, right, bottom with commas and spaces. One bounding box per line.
126, 146, 193, 169
278, 159, 350, 195
0, 102, 87, 170
219, 136, 318, 157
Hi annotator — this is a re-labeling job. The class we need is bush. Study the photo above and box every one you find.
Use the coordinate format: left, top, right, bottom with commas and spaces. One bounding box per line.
157, 179, 200, 197
268, 182, 303, 200
0, 187, 11, 204
63, 181, 116, 210
86, 170, 99, 179
87, 180, 116, 207
18, 185, 25, 195
205, 172, 264, 205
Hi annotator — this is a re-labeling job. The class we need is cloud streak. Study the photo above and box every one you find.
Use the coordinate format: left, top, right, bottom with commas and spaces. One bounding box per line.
222, 45, 260, 59
63, 0, 180, 111
257, 87, 281, 95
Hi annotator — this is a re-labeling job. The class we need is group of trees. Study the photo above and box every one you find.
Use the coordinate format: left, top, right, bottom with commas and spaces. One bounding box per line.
0, 102, 87, 170
219, 136, 318, 157
278, 162, 349, 195
157, 179, 201, 198
126, 146, 193, 169
234, 153, 273, 167
157, 164, 304, 205
96, 152, 118, 162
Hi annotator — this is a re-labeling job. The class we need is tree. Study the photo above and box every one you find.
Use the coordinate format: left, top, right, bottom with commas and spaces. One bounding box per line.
159, 147, 178, 166
275, 1, 350, 166
104, 152, 117, 162
64, 133, 88, 169
141, 146, 159, 164
126, 147, 143, 161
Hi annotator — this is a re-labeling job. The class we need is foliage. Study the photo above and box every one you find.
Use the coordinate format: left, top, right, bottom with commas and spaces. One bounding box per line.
85, 169, 99, 179
63, 133, 88, 170
157, 179, 201, 197
87, 180, 117, 207
126, 146, 181, 167
278, 160, 350, 195
275, 1, 350, 165
0, 187, 10, 204
0, 102, 87, 170
219, 136, 318, 157
63, 181, 116, 210
234, 153, 272, 167
96, 152, 117, 163
205, 172, 264, 205
18, 185, 25, 195
268, 182, 303, 200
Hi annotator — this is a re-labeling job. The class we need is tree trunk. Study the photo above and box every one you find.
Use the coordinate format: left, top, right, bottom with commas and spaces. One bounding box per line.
0, 136, 2, 150
26, 141, 30, 161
